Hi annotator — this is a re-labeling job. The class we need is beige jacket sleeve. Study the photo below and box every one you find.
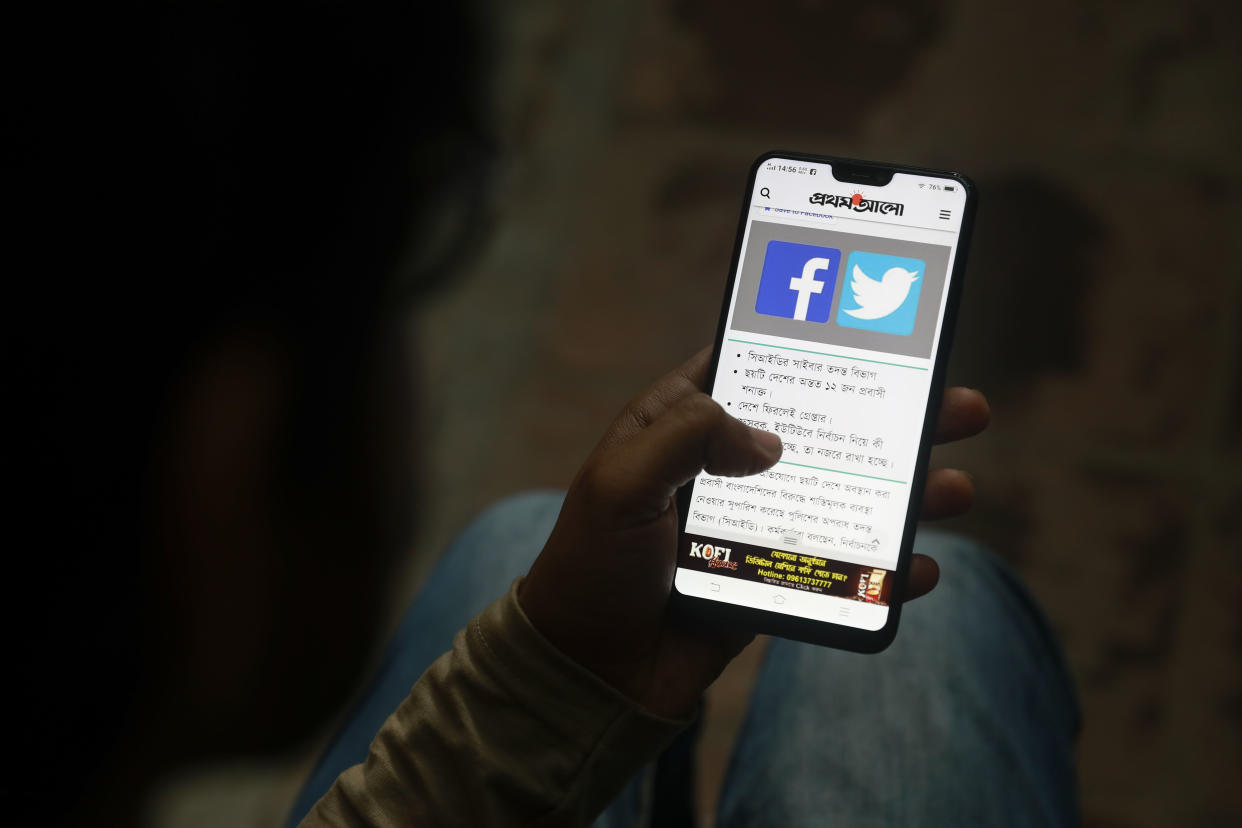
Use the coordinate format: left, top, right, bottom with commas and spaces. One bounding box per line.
299, 578, 691, 827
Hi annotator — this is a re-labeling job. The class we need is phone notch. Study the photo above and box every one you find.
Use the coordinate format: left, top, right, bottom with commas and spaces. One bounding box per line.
830, 163, 894, 187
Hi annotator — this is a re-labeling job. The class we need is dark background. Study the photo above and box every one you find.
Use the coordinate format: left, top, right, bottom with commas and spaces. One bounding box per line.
140, 1, 1240, 826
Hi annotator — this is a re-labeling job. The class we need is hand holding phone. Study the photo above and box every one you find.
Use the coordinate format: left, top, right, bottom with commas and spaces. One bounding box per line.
675, 152, 978, 652
520, 151, 982, 717
519, 353, 985, 717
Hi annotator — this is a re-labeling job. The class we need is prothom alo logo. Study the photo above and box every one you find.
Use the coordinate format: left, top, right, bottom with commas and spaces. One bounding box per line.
809, 191, 905, 217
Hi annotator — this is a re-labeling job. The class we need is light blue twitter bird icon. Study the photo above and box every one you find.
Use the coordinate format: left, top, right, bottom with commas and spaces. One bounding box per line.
836, 250, 925, 336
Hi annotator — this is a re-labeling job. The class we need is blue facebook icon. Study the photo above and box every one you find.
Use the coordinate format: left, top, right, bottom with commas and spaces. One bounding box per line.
754, 240, 842, 323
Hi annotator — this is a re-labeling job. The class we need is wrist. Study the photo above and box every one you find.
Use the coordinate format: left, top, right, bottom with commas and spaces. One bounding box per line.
518, 577, 696, 719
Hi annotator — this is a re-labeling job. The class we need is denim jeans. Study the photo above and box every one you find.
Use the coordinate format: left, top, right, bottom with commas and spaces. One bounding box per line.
286, 492, 1079, 827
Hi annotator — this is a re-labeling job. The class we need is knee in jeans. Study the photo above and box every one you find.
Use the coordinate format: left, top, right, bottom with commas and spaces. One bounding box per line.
442, 490, 566, 575
906, 529, 1047, 654
912, 529, 1015, 606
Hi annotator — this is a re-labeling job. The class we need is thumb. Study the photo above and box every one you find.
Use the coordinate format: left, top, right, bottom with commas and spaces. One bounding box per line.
588, 393, 782, 520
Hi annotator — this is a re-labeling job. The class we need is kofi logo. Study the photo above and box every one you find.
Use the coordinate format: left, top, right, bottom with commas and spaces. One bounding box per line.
689, 542, 738, 570
836, 250, 925, 336
754, 240, 841, 323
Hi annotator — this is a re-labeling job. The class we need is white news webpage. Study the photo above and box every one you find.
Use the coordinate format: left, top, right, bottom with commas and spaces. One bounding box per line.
676, 165, 965, 628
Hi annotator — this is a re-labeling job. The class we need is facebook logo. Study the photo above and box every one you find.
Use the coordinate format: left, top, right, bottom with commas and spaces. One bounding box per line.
754, 240, 842, 323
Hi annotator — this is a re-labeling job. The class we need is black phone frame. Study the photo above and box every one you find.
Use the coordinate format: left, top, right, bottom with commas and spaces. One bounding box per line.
672, 149, 978, 653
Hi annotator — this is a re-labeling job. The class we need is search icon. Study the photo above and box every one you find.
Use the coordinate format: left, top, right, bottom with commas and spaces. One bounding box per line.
760, 187, 771, 198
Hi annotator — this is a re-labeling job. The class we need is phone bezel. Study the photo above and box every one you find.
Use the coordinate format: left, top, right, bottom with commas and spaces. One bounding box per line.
672, 149, 978, 653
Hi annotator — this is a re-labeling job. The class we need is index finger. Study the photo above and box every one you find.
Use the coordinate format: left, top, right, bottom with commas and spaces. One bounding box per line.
934, 387, 990, 443
597, 346, 712, 449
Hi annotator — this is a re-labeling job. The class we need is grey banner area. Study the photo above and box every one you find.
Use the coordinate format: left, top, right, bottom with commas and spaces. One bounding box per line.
732, 220, 952, 359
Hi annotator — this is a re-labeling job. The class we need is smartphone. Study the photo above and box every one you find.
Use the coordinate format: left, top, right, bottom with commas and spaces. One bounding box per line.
674, 151, 976, 652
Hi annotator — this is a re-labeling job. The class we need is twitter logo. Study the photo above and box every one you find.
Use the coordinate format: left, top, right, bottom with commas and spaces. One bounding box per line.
836, 250, 925, 336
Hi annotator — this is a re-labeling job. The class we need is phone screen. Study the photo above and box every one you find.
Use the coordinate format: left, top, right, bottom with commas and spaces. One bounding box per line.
676, 156, 969, 633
